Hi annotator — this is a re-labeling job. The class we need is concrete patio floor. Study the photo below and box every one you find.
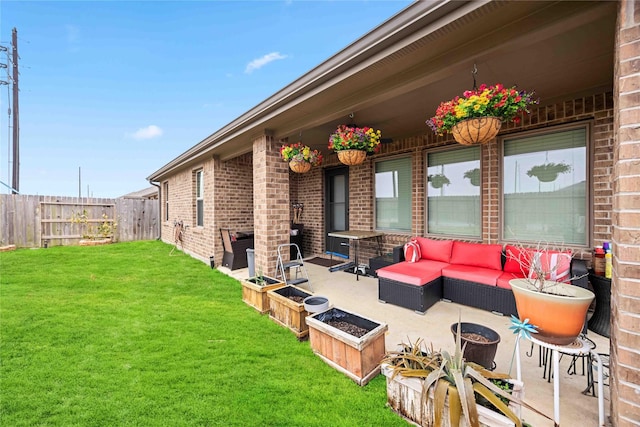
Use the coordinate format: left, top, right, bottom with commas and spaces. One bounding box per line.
222, 257, 611, 427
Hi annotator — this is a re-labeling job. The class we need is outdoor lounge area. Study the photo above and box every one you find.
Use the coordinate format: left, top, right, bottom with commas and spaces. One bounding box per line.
145, 2, 638, 423
224, 259, 611, 427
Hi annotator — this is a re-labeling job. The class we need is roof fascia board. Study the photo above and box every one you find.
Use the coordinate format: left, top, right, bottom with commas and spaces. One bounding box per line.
147, 0, 491, 181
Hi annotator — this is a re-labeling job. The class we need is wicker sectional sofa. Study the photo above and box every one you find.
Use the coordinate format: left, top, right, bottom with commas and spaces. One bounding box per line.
375, 238, 588, 315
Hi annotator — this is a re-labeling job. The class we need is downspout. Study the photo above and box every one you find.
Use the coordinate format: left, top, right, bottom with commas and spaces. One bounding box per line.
149, 180, 162, 240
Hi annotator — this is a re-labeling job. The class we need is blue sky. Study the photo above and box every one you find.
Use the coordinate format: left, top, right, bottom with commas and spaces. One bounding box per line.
0, 0, 411, 197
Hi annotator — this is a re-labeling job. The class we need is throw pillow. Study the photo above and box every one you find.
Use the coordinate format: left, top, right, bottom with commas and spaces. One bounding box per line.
529, 250, 572, 283
403, 239, 422, 263
504, 245, 532, 274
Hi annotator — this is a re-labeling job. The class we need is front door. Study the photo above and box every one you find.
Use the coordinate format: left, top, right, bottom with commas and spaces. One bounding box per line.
325, 167, 349, 258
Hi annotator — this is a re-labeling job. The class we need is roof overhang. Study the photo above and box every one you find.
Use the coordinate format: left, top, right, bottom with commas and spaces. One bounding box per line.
148, 0, 616, 182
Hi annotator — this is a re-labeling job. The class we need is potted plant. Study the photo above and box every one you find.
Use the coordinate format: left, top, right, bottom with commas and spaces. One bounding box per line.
464, 168, 481, 186
241, 270, 285, 314
526, 162, 571, 183
450, 322, 501, 371
381, 328, 540, 427
280, 142, 323, 173
427, 83, 538, 145
506, 242, 594, 345
328, 124, 382, 165
306, 306, 388, 385
429, 173, 450, 189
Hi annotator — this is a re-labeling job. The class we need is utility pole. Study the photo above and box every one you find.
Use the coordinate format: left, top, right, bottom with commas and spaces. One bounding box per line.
0, 45, 9, 193
11, 28, 19, 194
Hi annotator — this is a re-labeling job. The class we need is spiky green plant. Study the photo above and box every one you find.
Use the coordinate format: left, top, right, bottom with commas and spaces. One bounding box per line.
383, 322, 549, 427
423, 322, 521, 427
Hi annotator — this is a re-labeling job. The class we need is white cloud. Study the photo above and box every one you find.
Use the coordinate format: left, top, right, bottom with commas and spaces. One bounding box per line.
128, 125, 163, 140
245, 52, 288, 74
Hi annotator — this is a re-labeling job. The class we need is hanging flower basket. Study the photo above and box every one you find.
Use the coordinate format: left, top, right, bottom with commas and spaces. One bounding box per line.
451, 116, 502, 145
337, 149, 367, 166
280, 142, 322, 173
427, 83, 538, 145
329, 125, 381, 166
289, 160, 312, 173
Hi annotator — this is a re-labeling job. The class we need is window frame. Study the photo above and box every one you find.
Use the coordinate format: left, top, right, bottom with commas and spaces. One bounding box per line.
195, 169, 204, 227
373, 154, 413, 233
163, 181, 169, 222
499, 121, 592, 247
424, 145, 483, 240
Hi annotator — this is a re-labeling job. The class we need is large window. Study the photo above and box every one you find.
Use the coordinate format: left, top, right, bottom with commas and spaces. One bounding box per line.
502, 126, 587, 245
427, 146, 481, 238
195, 170, 204, 227
375, 156, 412, 232
163, 181, 169, 221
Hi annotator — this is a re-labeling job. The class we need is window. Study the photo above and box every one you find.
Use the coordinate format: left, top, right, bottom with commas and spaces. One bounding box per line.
163, 181, 169, 221
427, 146, 481, 238
195, 170, 204, 227
375, 156, 411, 232
502, 126, 587, 245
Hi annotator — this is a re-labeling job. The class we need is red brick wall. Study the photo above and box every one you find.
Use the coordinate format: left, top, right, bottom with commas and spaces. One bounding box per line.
159, 153, 253, 266
162, 90, 615, 272
289, 167, 323, 257
253, 135, 290, 275
302, 92, 614, 264
212, 153, 254, 266
612, 1, 640, 424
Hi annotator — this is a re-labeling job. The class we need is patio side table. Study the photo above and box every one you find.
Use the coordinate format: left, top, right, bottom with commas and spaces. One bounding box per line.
588, 270, 611, 338
368, 254, 395, 278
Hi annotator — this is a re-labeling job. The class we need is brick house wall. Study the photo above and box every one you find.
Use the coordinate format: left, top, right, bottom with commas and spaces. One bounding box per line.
253, 134, 290, 275
612, 1, 640, 425
162, 90, 616, 274
290, 91, 615, 266
159, 160, 214, 262
288, 167, 323, 258
159, 153, 253, 265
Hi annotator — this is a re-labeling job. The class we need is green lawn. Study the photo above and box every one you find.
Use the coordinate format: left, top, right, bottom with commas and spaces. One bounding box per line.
0, 241, 406, 426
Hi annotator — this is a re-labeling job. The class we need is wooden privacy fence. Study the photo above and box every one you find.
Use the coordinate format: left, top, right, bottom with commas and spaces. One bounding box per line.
0, 194, 159, 248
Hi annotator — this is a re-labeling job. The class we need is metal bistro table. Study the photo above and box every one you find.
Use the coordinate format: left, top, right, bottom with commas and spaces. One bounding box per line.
327, 230, 384, 281
515, 334, 606, 427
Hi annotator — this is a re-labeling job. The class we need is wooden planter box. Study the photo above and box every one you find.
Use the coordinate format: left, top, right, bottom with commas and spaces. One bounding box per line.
306, 307, 388, 386
241, 276, 285, 314
267, 285, 313, 340
381, 364, 523, 427
79, 237, 112, 246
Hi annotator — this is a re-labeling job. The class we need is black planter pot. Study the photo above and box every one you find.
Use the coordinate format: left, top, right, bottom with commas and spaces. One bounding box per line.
272, 285, 312, 300
451, 322, 501, 370
315, 308, 380, 335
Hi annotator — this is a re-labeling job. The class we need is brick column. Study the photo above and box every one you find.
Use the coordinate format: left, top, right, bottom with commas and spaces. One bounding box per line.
612, 2, 640, 425
253, 133, 290, 276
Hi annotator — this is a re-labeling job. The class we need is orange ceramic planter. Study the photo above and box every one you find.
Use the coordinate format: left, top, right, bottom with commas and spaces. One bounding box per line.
509, 279, 595, 346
